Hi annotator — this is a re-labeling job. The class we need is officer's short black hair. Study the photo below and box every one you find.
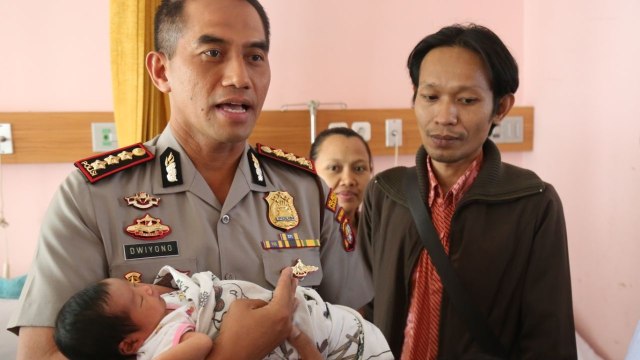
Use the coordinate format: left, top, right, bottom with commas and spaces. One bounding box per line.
154, 0, 271, 58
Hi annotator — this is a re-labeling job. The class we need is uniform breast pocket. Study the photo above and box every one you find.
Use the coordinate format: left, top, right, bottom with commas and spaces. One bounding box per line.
110, 257, 198, 285
262, 247, 323, 288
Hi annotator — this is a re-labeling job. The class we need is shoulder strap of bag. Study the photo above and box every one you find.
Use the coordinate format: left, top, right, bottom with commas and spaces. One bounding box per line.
403, 168, 506, 358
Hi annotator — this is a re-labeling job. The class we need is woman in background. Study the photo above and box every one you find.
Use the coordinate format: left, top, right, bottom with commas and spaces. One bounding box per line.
310, 127, 373, 228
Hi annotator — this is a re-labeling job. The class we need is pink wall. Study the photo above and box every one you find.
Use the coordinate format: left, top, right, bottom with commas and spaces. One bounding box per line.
1, 1, 638, 358
521, 2, 640, 359
0, 0, 113, 276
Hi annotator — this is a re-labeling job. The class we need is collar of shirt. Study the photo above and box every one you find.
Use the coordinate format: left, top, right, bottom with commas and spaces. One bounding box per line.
426, 152, 484, 208
147, 127, 279, 210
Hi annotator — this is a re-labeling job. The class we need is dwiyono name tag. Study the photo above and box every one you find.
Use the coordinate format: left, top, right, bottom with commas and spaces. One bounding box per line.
124, 241, 179, 260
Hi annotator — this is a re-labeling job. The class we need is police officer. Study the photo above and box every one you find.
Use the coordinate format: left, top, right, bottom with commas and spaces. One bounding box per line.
9, 1, 373, 359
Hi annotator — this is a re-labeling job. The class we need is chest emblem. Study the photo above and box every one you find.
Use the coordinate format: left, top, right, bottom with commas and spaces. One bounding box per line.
125, 214, 171, 240
124, 192, 160, 209
291, 259, 319, 280
124, 271, 142, 284
264, 191, 299, 231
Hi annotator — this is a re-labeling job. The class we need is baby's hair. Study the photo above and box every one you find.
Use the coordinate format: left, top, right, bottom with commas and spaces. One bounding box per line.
54, 280, 138, 360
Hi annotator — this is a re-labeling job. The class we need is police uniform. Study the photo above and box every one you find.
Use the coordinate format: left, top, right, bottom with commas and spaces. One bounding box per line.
8, 127, 373, 331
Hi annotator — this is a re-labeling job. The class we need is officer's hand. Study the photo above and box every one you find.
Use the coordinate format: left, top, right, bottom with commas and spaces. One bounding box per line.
207, 268, 298, 360
271, 266, 298, 313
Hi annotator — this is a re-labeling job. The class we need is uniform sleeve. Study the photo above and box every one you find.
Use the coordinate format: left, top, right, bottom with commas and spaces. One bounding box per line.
315, 183, 374, 310
519, 184, 577, 358
8, 172, 109, 331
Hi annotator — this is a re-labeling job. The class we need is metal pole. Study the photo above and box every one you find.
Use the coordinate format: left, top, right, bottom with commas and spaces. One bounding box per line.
280, 100, 348, 143
308, 100, 318, 144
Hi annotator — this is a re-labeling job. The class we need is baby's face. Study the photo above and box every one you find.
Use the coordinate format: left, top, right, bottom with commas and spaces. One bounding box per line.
104, 278, 167, 339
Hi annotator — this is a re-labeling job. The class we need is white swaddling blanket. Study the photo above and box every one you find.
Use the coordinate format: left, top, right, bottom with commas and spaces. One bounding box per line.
152, 265, 392, 359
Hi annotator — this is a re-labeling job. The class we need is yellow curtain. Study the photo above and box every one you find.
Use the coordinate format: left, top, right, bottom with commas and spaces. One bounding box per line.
110, 0, 169, 146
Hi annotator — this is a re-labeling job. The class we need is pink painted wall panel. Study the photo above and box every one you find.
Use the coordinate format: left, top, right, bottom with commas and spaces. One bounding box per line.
522, 2, 640, 359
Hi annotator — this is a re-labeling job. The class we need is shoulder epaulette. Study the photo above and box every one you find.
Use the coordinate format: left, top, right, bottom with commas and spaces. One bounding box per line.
74, 143, 154, 183
256, 143, 316, 174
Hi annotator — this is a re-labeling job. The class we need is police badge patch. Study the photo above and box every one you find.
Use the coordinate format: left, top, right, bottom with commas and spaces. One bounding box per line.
264, 191, 300, 231
124, 192, 160, 209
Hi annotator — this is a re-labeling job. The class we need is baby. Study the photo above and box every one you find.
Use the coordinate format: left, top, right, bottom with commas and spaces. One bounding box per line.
54, 264, 391, 360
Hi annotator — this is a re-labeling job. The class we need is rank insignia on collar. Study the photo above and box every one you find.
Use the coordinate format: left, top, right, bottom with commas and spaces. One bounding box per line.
124, 192, 160, 209
341, 219, 356, 252
160, 147, 183, 187
291, 259, 319, 280
124, 271, 142, 284
264, 191, 299, 231
248, 148, 266, 186
125, 214, 171, 240
325, 188, 338, 213
74, 144, 154, 183
256, 144, 316, 174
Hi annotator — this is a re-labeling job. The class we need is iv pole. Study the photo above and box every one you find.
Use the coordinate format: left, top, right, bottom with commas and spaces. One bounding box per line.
280, 100, 347, 143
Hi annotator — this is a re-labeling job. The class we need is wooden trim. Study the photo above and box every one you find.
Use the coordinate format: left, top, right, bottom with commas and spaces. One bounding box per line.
0, 107, 533, 164
0, 112, 113, 164
248, 106, 534, 156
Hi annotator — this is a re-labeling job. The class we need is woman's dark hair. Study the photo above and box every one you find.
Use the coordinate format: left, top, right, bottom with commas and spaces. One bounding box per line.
154, 0, 271, 58
407, 23, 519, 115
310, 127, 373, 169
54, 281, 138, 360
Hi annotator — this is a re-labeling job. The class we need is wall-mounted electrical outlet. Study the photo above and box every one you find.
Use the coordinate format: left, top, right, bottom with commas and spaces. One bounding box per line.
0, 123, 14, 154
91, 123, 118, 152
351, 121, 371, 141
491, 116, 523, 144
385, 118, 403, 147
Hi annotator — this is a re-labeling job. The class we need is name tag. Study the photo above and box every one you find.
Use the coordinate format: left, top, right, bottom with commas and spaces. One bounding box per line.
124, 241, 179, 260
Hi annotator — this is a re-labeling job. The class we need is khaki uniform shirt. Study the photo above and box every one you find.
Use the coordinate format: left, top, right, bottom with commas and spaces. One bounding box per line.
9, 127, 372, 331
